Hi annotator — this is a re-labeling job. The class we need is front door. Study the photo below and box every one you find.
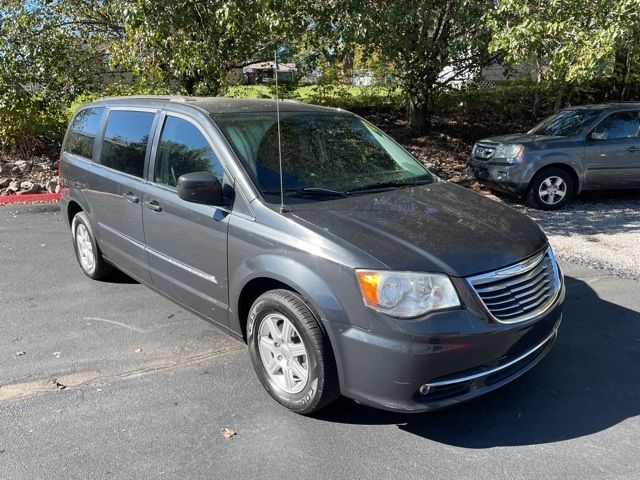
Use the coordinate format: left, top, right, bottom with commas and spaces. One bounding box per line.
143, 113, 230, 326
85, 108, 158, 283
584, 110, 640, 188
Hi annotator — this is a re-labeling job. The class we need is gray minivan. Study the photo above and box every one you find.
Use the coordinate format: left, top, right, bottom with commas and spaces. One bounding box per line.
60, 96, 564, 414
468, 103, 640, 209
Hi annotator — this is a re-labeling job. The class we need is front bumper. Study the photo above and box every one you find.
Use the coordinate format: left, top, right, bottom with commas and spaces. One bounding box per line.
467, 159, 528, 196
325, 285, 564, 413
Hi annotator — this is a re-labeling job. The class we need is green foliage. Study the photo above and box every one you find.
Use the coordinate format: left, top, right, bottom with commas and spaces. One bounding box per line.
110, 0, 305, 95
487, 0, 640, 101
0, 0, 122, 153
310, 0, 495, 130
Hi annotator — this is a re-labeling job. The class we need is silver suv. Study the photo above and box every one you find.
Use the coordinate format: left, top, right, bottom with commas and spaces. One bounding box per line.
468, 103, 640, 209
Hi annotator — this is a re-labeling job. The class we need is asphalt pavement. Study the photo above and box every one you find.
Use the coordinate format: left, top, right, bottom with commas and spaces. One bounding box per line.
1, 203, 639, 480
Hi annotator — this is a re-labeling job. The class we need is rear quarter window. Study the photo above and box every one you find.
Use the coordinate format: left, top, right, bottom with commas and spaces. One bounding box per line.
64, 107, 105, 159
100, 110, 156, 178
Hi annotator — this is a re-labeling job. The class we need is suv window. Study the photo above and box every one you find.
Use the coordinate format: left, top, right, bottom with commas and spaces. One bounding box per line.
154, 116, 224, 188
65, 107, 105, 159
529, 109, 601, 137
592, 111, 640, 140
100, 110, 156, 177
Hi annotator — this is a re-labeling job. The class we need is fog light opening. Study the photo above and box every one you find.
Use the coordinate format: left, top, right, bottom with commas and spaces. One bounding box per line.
419, 384, 431, 395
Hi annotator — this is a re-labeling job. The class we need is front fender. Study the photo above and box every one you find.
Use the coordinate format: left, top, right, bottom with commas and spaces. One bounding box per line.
228, 253, 358, 334
523, 153, 584, 190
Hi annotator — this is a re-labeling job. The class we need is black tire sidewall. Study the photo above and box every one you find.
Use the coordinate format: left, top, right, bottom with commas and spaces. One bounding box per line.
528, 168, 574, 210
247, 294, 324, 413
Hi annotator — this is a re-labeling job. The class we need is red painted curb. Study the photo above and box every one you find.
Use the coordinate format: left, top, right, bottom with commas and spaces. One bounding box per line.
0, 192, 61, 204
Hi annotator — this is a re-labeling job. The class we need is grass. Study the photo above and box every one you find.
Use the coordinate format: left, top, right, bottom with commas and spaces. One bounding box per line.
225, 84, 405, 110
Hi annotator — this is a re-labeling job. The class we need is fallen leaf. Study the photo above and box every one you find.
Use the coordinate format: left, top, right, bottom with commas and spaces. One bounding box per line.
15, 351, 26, 357
49, 380, 67, 390
229, 410, 238, 418
51, 351, 61, 358
220, 427, 237, 438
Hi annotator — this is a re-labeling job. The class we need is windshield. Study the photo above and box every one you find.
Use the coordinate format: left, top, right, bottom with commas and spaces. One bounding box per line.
211, 112, 432, 198
529, 109, 601, 136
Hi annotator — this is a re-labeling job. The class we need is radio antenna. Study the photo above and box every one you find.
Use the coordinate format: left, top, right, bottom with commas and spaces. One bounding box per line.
274, 46, 288, 213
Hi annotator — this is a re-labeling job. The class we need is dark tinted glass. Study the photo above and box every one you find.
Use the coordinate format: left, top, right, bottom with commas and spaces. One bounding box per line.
592, 111, 640, 140
100, 110, 155, 177
65, 107, 105, 159
529, 109, 600, 136
154, 116, 224, 188
212, 112, 430, 194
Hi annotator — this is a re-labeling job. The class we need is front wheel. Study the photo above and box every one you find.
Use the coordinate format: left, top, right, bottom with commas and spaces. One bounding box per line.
527, 168, 574, 210
247, 289, 339, 414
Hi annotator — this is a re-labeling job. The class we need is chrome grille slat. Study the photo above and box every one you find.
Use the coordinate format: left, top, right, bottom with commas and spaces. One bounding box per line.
467, 248, 561, 323
474, 261, 548, 293
488, 283, 550, 311
478, 274, 549, 303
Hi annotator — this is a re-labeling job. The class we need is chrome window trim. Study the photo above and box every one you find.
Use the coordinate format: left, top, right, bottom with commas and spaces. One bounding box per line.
466, 247, 562, 324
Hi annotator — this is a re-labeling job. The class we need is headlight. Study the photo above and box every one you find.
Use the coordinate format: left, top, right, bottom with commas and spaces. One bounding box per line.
355, 270, 460, 318
494, 144, 525, 164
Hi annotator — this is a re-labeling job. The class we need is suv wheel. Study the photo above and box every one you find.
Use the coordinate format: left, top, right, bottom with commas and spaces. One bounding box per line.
247, 289, 339, 414
527, 168, 574, 210
71, 212, 113, 279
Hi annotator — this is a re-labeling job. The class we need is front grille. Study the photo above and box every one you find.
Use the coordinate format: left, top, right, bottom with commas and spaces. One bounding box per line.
467, 248, 561, 323
473, 143, 497, 161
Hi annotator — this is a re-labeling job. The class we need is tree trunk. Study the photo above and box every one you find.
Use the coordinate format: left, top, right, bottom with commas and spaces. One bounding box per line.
553, 81, 567, 111
409, 99, 431, 134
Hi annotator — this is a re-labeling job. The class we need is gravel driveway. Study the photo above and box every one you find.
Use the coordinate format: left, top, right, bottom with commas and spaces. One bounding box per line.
494, 190, 640, 280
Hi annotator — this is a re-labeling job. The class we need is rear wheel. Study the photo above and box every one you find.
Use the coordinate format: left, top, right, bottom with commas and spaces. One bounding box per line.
247, 289, 339, 414
71, 211, 113, 279
527, 168, 574, 210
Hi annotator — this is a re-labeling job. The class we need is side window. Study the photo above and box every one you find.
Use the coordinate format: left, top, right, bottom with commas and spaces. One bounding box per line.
64, 107, 105, 159
592, 111, 640, 140
100, 110, 155, 177
154, 116, 225, 188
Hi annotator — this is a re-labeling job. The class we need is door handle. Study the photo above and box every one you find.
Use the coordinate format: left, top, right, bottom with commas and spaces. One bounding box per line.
628, 146, 639, 152
144, 200, 162, 212
122, 192, 139, 204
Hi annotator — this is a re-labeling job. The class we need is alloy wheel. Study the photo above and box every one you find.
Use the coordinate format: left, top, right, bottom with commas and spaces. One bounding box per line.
257, 313, 309, 394
538, 176, 567, 205
75, 223, 95, 272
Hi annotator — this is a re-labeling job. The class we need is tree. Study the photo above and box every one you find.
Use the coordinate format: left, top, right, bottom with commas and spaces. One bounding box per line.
487, 0, 640, 106
308, 0, 495, 132
0, 0, 123, 151
111, 0, 305, 95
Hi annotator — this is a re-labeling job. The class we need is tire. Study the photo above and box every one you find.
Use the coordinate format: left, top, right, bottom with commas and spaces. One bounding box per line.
71, 211, 113, 280
527, 167, 575, 210
247, 289, 340, 414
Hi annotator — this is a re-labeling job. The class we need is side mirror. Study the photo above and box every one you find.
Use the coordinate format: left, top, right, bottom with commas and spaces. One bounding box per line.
590, 131, 608, 141
177, 171, 223, 206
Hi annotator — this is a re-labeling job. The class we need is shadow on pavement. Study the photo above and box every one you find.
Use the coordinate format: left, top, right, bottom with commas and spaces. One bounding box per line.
314, 275, 640, 447
100, 268, 138, 284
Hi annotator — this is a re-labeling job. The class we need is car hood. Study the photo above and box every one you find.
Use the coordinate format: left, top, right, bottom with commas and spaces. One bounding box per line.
289, 181, 547, 277
480, 133, 563, 145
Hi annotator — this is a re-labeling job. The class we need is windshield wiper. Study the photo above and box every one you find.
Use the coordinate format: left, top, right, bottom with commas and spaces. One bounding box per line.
261, 187, 348, 198
345, 179, 432, 195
